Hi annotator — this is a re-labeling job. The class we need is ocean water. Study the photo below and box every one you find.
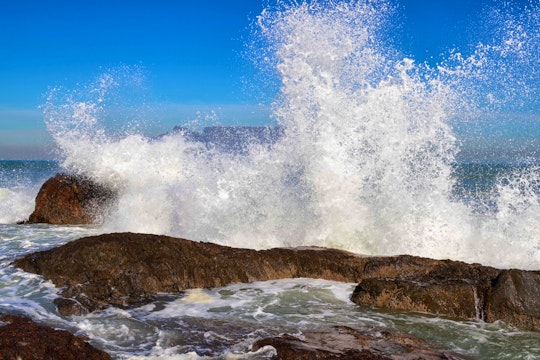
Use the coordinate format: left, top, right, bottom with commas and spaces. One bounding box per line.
2, 0, 540, 358
2, 220, 540, 359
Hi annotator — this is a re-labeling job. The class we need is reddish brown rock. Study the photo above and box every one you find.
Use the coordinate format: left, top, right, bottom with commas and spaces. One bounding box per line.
26, 173, 115, 224
252, 325, 468, 359
0, 314, 111, 360
54, 297, 89, 317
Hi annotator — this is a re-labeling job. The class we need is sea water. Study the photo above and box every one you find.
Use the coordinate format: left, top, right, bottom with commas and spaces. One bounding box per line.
2, 221, 540, 359
2, 0, 540, 358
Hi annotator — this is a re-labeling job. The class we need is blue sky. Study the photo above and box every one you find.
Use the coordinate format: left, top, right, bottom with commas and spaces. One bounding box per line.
0, 0, 537, 160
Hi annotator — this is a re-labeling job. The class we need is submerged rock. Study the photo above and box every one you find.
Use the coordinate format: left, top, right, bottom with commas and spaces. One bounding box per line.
252, 325, 468, 359
26, 173, 115, 225
0, 313, 111, 360
12, 232, 540, 332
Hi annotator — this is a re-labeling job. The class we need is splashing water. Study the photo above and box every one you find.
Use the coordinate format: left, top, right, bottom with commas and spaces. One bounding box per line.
0, 161, 59, 223
43, 0, 540, 269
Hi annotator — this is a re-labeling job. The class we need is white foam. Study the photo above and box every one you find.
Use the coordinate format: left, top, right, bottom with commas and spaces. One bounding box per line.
42, 0, 540, 270
0, 187, 36, 224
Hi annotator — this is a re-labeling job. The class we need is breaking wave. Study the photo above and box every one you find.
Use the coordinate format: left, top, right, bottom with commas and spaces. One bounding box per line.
43, 0, 540, 269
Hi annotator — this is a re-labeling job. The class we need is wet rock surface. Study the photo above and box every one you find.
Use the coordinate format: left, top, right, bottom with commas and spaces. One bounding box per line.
0, 313, 111, 360
352, 278, 481, 320
252, 325, 468, 359
26, 173, 115, 224
351, 256, 499, 321
12, 232, 540, 332
13, 232, 367, 314
485, 269, 540, 331
351, 258, 540, 331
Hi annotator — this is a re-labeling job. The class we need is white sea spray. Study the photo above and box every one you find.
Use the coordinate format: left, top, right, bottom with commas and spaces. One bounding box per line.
41, 0, 540, 270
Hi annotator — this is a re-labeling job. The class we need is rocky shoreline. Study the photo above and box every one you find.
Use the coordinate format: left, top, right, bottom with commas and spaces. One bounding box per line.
8, 232, 540, 359
3, 173, 540, 359
11, 231, 540, 332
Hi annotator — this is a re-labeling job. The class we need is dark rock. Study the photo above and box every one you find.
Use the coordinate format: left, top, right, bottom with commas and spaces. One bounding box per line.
352, 279, 481, 320
26, 173, 115, 225
351, 257, 499, 321
0, 314, 111, 360
54, 297, 89, 317
12, 232, 368, 314
360, 255, 498, 283
485, 269, 540, 331
252, 325, 468, 359
12, 232, 540, 332
351, 258, 540, 331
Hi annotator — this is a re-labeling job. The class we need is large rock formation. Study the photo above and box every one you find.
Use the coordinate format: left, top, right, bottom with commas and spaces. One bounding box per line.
12, 232, 540, 332
484, 269, 540, 330
13, 232, 367, 314
350, 256, 500, 321
26, 173, 115, 225
0, 314, 111, 360
351, 258, 540, 332
252, 325, 468, 359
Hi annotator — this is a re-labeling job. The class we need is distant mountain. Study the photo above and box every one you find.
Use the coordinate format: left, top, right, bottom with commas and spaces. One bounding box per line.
162, 126, 285, 154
